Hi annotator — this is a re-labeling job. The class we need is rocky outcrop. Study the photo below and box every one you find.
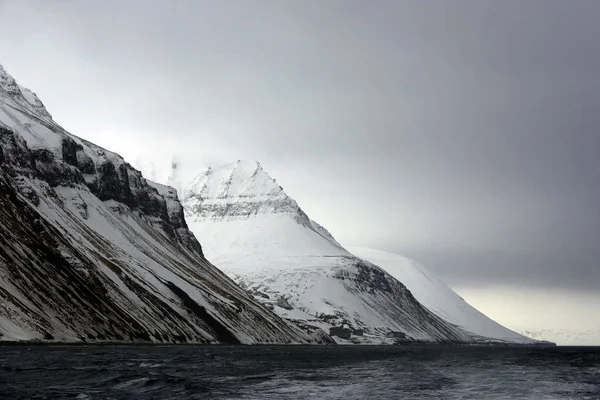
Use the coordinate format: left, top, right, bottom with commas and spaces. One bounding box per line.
329, 327, 352, 340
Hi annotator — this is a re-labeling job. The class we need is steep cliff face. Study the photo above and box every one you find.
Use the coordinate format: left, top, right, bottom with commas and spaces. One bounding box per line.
182, 161, 481, 344
0, 64, 325, 344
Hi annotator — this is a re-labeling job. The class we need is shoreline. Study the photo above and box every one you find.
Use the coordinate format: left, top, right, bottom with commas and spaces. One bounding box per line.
0, 341, 560, 347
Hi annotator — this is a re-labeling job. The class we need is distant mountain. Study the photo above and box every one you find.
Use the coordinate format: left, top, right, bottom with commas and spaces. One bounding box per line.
510, 327, 600, 346
348, 247, 535, 344
182, 160, 537, 344
0, 64, 324, 344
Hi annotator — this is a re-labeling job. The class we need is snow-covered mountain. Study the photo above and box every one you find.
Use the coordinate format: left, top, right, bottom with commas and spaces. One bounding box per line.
348, 247, 535, 344
182, 160, 536, 344
0, 64, 327, 344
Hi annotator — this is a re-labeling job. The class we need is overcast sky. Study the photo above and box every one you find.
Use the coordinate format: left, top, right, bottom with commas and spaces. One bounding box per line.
1, 0, 598, 332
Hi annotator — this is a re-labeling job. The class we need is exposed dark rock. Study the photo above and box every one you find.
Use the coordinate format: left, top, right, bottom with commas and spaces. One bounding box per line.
276, 296, 294, 310
165, 281, 240, 344
353, 260, 394, 294
95, 161, 134, 206
77, 151, 95, 175
329, 326, 352, 340
386, 331, 407, 339
61, 137, 81, 167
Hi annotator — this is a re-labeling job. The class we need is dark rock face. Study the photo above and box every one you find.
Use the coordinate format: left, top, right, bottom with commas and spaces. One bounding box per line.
64, 135, 204, 256
165, 281, 240, 344
0, 126, 35, 172
61, 136, 81, 167
96, 161, 134, 205
329, 327, 352, 340
276, 296, 294, 310
353, 260, 394, 294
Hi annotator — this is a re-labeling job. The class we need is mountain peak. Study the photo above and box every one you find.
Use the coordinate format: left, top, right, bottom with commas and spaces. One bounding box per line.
182, 160, 291, 220
0, 64, 52, 120
234, 159, 262, 171
182, 160, 346, 255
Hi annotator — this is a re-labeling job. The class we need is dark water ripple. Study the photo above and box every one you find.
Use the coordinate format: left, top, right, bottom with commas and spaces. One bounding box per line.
0, 345, 598, 399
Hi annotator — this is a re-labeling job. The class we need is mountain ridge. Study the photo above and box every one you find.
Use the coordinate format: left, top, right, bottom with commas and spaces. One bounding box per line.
182, 160, 538, 344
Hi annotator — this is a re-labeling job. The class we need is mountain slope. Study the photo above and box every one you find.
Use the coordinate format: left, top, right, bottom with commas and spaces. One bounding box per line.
0, 64, 324, 344
182, 160, 521, 344
347, 247, 534, 344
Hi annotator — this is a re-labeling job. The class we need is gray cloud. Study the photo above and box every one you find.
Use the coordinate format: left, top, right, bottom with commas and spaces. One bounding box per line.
1, 0, 599, 295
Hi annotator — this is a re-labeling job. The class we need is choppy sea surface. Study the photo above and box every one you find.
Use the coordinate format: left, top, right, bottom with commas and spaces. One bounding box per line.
0, 345, 598, 399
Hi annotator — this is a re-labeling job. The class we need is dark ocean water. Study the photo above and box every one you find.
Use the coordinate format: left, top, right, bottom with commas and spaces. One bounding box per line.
0, 345, 598, 399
